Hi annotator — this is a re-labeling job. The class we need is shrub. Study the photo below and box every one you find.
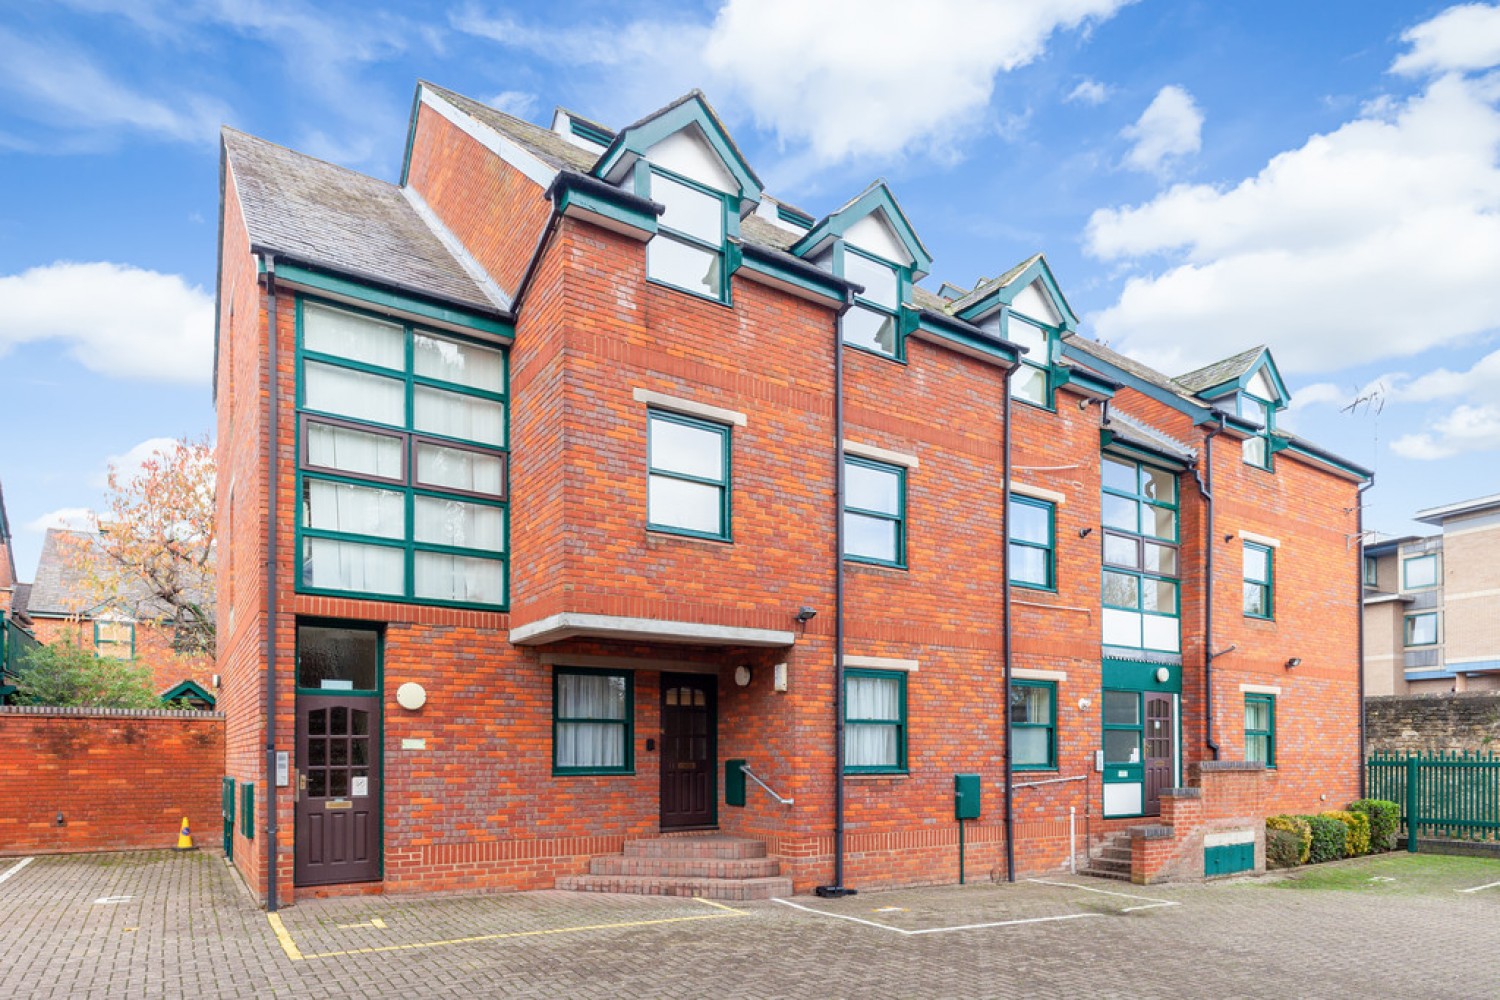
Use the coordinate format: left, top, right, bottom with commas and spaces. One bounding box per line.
1306, 814, 1348, 863
1265, 814, 1312, 864
1349, 799, 1400, 851
1265, 828, 1303, 869
15, 642, 160, 709
1322, 809, 1370, 856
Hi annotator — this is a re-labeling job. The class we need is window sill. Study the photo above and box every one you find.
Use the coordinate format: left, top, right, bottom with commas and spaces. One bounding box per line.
1011, 395, 1056, 413
1243, 614, 1275, 623
842, 341, 908, 366
844, 557, 908, 573
645, 277, 732, 309
646, 526, 732, 545
844, 771, 910, 781
1011, 581, 1057, 594
553, 769, 636, 777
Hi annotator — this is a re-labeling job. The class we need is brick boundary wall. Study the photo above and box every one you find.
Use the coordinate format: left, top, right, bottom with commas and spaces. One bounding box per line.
0, 706, 224, 855
1131, 761, 1267, 883
1365, 693, 1500, 755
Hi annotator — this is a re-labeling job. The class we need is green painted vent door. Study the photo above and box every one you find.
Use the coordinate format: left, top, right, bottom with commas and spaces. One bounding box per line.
1204, 841, 1254, 876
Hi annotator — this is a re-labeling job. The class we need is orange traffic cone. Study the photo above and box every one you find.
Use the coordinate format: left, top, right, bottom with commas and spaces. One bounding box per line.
175, 816, 194, 851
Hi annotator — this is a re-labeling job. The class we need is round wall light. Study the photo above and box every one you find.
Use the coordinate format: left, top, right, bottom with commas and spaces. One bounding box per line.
396, 682, 427, 711
734, 666, 752, 687
1154, 667, 1171, 684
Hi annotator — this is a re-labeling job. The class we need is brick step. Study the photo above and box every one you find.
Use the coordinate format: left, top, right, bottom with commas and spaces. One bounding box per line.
591, 855, 782, 879
1084, 856, 1132, 876
622, 836, 767, 860
1080, 866, 1133, 883
556, 874, 793, 901
1096, 845, 1133, 863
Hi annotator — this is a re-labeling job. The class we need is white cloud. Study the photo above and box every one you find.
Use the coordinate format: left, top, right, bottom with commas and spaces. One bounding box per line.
454, 0, 1132, 164
98, 437, 183, 490
491, 90, 540, 120
1084, 50, 1500, 376
1391, 2, 1500, 76
0, 262, 213, 384
1400, 346, 1500, 401
1392, 403, 1500, 458
1120, 85, 1202, 173
26, 507, 97, 534
1067, 79, 1111, 105
1287, 382, 1353, 412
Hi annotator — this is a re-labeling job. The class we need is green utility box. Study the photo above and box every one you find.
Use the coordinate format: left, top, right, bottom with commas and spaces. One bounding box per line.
1204, 840, 1254, 876
955, 774, 981, 820
726, 759, 747, 808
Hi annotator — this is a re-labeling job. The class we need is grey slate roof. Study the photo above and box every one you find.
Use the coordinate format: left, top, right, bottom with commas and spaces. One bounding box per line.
1062, 334, 1188, 396
1174, 346, 1265, 394
11, 582, 31, 619
425, 83, 599, 172
1105, 409, 1198, 462
944, 254, 1042, 314
26, 529, 186, 619
222, 128, 500, 314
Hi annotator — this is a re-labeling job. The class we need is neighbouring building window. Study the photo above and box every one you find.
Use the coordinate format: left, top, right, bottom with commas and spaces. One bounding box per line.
1243, 542, 1274, 619
646, 168, 728, 301
93, 618, 135, 660
647, 410, 731, 540
1010, 680, 1056, 769
1245, 694, 1275, 766
843, 456, 906, 567
845, 669, 906, 773
1405, 612, 1439, 647
1403, 553, 1438, 590
1007, 315, 1052, 407
553, 668, 633, 774
1364, 555, 1378, 587
841, 247, 903, 358
1101, 456, 1180, 652
1008, 496, 1055, 590
296, 299, 508, 609
1240, 394, 1273, 469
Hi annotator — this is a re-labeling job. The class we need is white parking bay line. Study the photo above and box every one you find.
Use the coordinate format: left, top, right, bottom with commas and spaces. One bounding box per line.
1028, 878, 1181, 912
0, 857, 35, 886
1457, 879, 1500, 894
772, 897, 1102, 936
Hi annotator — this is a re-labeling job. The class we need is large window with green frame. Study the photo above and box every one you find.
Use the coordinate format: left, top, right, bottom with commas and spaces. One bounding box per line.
840, 246, 905, 359
843, 456, 905, 567
553, 668, 634, 775
645, 166, 730, 302
1239, 394, 1274, 469
93, 617, 135, 660
845, 668, 906, 773
1243, 542, 1273, 619
647, 409, 731, 540
1100, 456, 1180, 652
1007, 314, 1053, 407
1010, 680, 1056, 770
296, 299, 508, 609
1008, 496, 1055, 590
1244, 693, 1275, 767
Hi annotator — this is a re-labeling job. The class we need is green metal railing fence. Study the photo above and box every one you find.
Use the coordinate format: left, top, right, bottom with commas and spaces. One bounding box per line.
1, 617, 42, 701
1367, 751, 1500, 851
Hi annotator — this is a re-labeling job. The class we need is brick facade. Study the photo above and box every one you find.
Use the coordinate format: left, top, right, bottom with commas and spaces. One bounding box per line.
216, 84, 1368, 906
26, 616, 214, 699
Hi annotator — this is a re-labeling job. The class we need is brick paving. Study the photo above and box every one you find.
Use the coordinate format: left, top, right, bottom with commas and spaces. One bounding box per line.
2, 851, 1499, 998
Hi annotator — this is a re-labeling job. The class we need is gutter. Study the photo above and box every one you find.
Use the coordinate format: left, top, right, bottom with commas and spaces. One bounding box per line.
1193, 414, 1227, 761
1000, 303, 1017, 883
263, 253, 281, 913
1356, 474, 1375, 797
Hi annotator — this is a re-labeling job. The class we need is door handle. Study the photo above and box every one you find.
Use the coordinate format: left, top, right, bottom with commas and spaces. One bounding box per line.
295, 771, 306, 802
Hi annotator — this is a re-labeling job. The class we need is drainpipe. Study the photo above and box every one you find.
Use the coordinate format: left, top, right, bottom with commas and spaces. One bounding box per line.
818, 287, 857, 899
1000, 311, 1016, 883
1191, 414, 1226, 761
263, 253, 281, 913
1356, 474, 1375, 797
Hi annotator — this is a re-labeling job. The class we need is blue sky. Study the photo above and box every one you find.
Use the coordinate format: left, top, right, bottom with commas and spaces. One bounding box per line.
3, 1, 1499, 578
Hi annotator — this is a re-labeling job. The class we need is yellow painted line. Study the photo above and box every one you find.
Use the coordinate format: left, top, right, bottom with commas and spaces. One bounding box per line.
267, 912, 304, 962
272, 897, 749, 962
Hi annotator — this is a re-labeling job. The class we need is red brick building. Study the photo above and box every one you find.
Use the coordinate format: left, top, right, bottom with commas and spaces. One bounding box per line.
215, 84, 1370, 906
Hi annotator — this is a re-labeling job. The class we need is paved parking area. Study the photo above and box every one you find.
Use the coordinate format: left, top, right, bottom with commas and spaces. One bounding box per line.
2, 851, 1499, 998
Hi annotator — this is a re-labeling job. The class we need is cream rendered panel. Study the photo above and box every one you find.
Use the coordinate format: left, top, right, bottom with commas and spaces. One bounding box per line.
1246, 368, 1277, 401
844, 210, 913, 266
644, 126, 738, 194
1011, 280, 1062, 326
1104, 783, 1143, 817
1441, 516, 1500, 665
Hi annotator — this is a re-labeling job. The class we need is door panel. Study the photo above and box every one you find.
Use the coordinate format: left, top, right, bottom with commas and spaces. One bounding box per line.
295, 694, 381, 885
1143, 692, 1175, 817
660, 674, 717, 830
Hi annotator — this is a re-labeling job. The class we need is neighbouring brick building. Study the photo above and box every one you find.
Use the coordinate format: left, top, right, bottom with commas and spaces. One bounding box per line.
215, 83, 1370, 906
1363, 493, 1500, 696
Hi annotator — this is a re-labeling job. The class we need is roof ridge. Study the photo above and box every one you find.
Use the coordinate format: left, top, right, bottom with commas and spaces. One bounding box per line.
222, 126, 392, 187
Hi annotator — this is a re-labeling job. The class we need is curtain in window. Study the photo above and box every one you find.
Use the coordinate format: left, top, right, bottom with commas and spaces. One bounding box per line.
305, 480, 404, 538
304, 537, 403, 595
414, 552, 504, 604
415, 444, 504, 495
308, 423, 402, 480
304, 362, 404, 426
846, 675, 899, 767
414, 496, 504, 551
555, 673, 627, 768
414, 385, 505, 446
304, 303, 405, 369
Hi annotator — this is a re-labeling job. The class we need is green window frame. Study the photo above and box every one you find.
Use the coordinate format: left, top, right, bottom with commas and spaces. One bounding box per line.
843, 455, 906, 568
839, 245, 907, 360
93, 618, 135, 660
1244, 694, 1275, 767
1010, 680, 1056, 770
1102, 689, 1143, 766
1239, 394, 1274, 470
294, 297, 509, 611
1404, 612, 1439, 647
645, 166, 731, 303
1403, 553, 1438, 590
1007, 313, 1055, 409
240, 782, 255, 839
844, 668, 907, 774
1363, 555, 1378, 587
1242, 542, 1273, 620
553, 668, 634, 775
646, 409, 732, 541
1100, 456, 1180, 652
1008, 496, 1055, 590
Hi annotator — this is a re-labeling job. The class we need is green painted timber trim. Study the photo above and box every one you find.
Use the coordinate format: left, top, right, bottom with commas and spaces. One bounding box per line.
736, 245, 848, 304
265, 262, 513, 338
554, 183, 660, 238
910, 310, 1019, 366
1102, 658, 1182, 693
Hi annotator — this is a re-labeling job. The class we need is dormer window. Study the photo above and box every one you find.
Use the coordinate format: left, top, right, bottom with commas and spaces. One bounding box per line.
646, 168, 729, 302
841, 248, 903, 358
1239, 394, 1272, 468
1008, 316, 1051, 407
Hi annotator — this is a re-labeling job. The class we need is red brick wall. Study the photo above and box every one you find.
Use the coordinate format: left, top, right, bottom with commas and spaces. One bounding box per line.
0, 707, 223, 854
1133, 762, 1267, 883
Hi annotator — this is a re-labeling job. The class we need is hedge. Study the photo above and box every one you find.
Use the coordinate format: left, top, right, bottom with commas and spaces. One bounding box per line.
1321, 809, 1370, 856
1265, 814, 1311, 864
1305, 814, 1348, 863
1266, 828, 1304, 869
1349, 799, 1400, 851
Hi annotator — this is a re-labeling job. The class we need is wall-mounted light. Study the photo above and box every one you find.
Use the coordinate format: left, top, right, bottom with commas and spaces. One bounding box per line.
1078, 527, 1093, 538
1285, 657, 1302, 670
796, 606, 818, 623
1224, 533, 1235, 543
734, 666, 752, 687
1154, 667, 1171, 684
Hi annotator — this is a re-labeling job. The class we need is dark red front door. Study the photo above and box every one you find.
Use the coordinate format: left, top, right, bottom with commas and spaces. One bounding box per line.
660, 674, 716, 830
1143, 692, 1174, 816
294, 695, 380, 885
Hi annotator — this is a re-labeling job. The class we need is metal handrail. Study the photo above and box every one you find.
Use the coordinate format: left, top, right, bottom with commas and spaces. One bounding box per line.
1012, 774, 1089, 790
742, 764, 794, 806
